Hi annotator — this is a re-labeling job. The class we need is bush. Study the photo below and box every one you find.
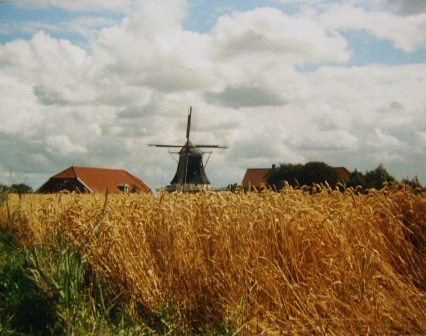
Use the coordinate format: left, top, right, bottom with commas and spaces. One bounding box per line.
267, 161, 338, 190
402, 176, 422, 189
364, 163, 396, 189
348, 164, 396, 190
0, 183, 33, 195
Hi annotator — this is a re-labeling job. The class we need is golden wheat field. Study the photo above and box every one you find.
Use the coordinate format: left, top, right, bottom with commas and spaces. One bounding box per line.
2, 185, 426, 335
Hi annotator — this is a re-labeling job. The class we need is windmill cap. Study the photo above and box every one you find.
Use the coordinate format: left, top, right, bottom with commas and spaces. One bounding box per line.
179, 141, 203, 155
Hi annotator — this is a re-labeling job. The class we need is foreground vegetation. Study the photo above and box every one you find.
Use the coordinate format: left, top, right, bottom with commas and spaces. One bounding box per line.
1, 185, 425, 335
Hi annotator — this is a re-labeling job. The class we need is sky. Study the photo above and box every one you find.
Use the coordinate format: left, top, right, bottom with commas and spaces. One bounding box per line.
0, 0, 425, 190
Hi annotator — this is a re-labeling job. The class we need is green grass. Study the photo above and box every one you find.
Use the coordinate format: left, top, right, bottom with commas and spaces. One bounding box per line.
0, 228, 215, 335
0, 228, 57, 335
0, 190, 235, 335
0, 228, 146, 335
6, 187, 424, 334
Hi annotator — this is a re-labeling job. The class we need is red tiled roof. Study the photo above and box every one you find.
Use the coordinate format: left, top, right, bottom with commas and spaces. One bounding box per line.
51, 166, 151, 193
242, 168, 271, 189
332, 167, 351, 181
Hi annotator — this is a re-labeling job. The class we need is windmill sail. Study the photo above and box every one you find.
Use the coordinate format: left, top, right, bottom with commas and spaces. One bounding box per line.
186, 106, 191, 144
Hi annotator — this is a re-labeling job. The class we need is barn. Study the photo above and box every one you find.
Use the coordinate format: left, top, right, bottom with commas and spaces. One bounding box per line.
37, 166, 151, 194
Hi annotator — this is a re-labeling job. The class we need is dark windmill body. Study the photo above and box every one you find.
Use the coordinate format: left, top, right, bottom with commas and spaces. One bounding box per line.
149, 107, 227, 192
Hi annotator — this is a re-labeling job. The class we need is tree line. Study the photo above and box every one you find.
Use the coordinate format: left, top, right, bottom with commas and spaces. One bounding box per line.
0, 183, 33, 194
266, 162, 422, 191
1, 164, 423, 194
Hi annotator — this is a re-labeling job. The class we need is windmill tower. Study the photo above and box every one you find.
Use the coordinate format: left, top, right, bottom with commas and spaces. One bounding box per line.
148, 107, 228, 191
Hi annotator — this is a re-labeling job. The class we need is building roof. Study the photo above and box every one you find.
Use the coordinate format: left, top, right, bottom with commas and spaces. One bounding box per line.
39, 166, 151, 193
332, 167, 351, 181
242, 168, 272, 189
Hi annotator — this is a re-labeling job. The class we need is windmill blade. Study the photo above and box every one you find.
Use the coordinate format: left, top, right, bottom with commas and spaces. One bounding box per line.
196, 145, 228, 148
149, 144, 228, 149
148, 144, 183, 148
186, 106, 192, 143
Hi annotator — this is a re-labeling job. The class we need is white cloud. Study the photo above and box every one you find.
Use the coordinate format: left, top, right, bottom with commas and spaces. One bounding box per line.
0, 74, 39, 134
310, 105, 351, 131
289, 130, 359, 150
0, 31, 93, 106
279, 0, 321, 3
303, 64, 426, 120
205, 85, 285, 108
379, 0, 426, 16
212, 7, 350, 65
320, 4, 426, 52
1, 1, 426, 188
46, 135, 88, 156
414, 132, 426, 151
126, 0, 187, 32
92, 4, 214, 93
370, 128, 403, 148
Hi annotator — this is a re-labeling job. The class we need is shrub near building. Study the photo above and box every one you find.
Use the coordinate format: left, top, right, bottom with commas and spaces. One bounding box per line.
267, 162, 413, 191
347, 164, 396, 190
267, 162, 339, 190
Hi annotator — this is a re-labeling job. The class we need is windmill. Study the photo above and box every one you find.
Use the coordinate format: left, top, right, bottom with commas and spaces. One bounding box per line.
148, 107, 228, 191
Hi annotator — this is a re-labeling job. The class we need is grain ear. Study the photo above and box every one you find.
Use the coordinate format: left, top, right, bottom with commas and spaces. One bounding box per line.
3, 186, 425, 334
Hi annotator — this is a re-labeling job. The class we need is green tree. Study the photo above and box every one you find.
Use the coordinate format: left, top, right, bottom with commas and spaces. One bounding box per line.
402, 176, 422, 189
11, 183, 33, 194
364, 164, 396, 189
267, 162, 338, 190
0, 183, 33, 194
347, 169, 368, 189
301, 161, 338, 187
267, 163, 304, 190
0, 183, 8, 193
